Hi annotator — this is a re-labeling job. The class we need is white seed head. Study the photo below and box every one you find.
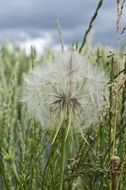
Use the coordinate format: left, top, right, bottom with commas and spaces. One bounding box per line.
22, 51, 108, 129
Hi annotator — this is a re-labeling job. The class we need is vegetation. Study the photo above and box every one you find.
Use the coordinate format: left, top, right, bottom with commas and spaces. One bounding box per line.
0, 0, 126, 189
0, 41, 126, 190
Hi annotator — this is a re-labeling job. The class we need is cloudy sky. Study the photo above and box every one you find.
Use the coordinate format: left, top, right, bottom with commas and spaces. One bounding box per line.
0, 0, 126, 51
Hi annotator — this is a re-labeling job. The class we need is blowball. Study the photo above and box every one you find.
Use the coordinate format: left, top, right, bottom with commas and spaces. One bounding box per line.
22, 51, 108, 129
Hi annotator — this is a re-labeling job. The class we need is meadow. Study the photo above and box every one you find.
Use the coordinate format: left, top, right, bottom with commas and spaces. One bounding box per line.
0, 0, 126, 190
0, 40, 126, 190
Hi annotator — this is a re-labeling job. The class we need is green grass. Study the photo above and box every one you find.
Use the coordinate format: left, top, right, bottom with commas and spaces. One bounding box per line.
0, 42, 126, 190
1, 0, 126, 189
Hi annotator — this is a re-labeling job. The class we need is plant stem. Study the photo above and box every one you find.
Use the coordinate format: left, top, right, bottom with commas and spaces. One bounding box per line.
59, 125, 67, 190
79, 0, 104, 53
110, 156, 120, 190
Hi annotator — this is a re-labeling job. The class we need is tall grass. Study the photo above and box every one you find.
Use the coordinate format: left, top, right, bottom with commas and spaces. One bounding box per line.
0, 42, 126, 190
0, 0, 126, 189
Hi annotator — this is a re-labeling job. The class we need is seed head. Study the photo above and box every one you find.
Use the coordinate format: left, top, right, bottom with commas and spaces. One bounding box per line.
22, 51, 108, 129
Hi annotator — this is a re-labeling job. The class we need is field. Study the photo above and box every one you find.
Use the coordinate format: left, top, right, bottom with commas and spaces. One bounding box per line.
0, 1, 126, 189
0, 41, 126, 190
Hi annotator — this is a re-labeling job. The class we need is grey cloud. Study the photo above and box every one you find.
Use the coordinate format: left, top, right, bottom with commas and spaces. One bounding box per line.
0, 0, 124, 48
0, 0, 100, 29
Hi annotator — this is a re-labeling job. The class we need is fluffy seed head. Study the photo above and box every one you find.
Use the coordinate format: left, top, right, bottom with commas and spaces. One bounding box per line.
22, 51, 108, 129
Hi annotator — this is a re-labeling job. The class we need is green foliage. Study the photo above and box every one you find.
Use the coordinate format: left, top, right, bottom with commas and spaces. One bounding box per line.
0, 43, 126, 190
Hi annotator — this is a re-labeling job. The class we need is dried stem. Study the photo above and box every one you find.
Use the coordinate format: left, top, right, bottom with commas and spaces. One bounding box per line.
110, 156, 121, 190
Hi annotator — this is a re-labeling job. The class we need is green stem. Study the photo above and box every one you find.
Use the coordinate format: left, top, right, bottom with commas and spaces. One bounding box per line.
79, 0, 104, 53
59, 125, 67, 190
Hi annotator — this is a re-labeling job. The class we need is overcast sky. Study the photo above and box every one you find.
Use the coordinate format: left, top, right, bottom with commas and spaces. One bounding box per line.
0, 0, 126, 51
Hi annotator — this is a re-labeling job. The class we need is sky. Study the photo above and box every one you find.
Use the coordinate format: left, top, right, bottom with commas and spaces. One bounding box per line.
0, 0, 126, 52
